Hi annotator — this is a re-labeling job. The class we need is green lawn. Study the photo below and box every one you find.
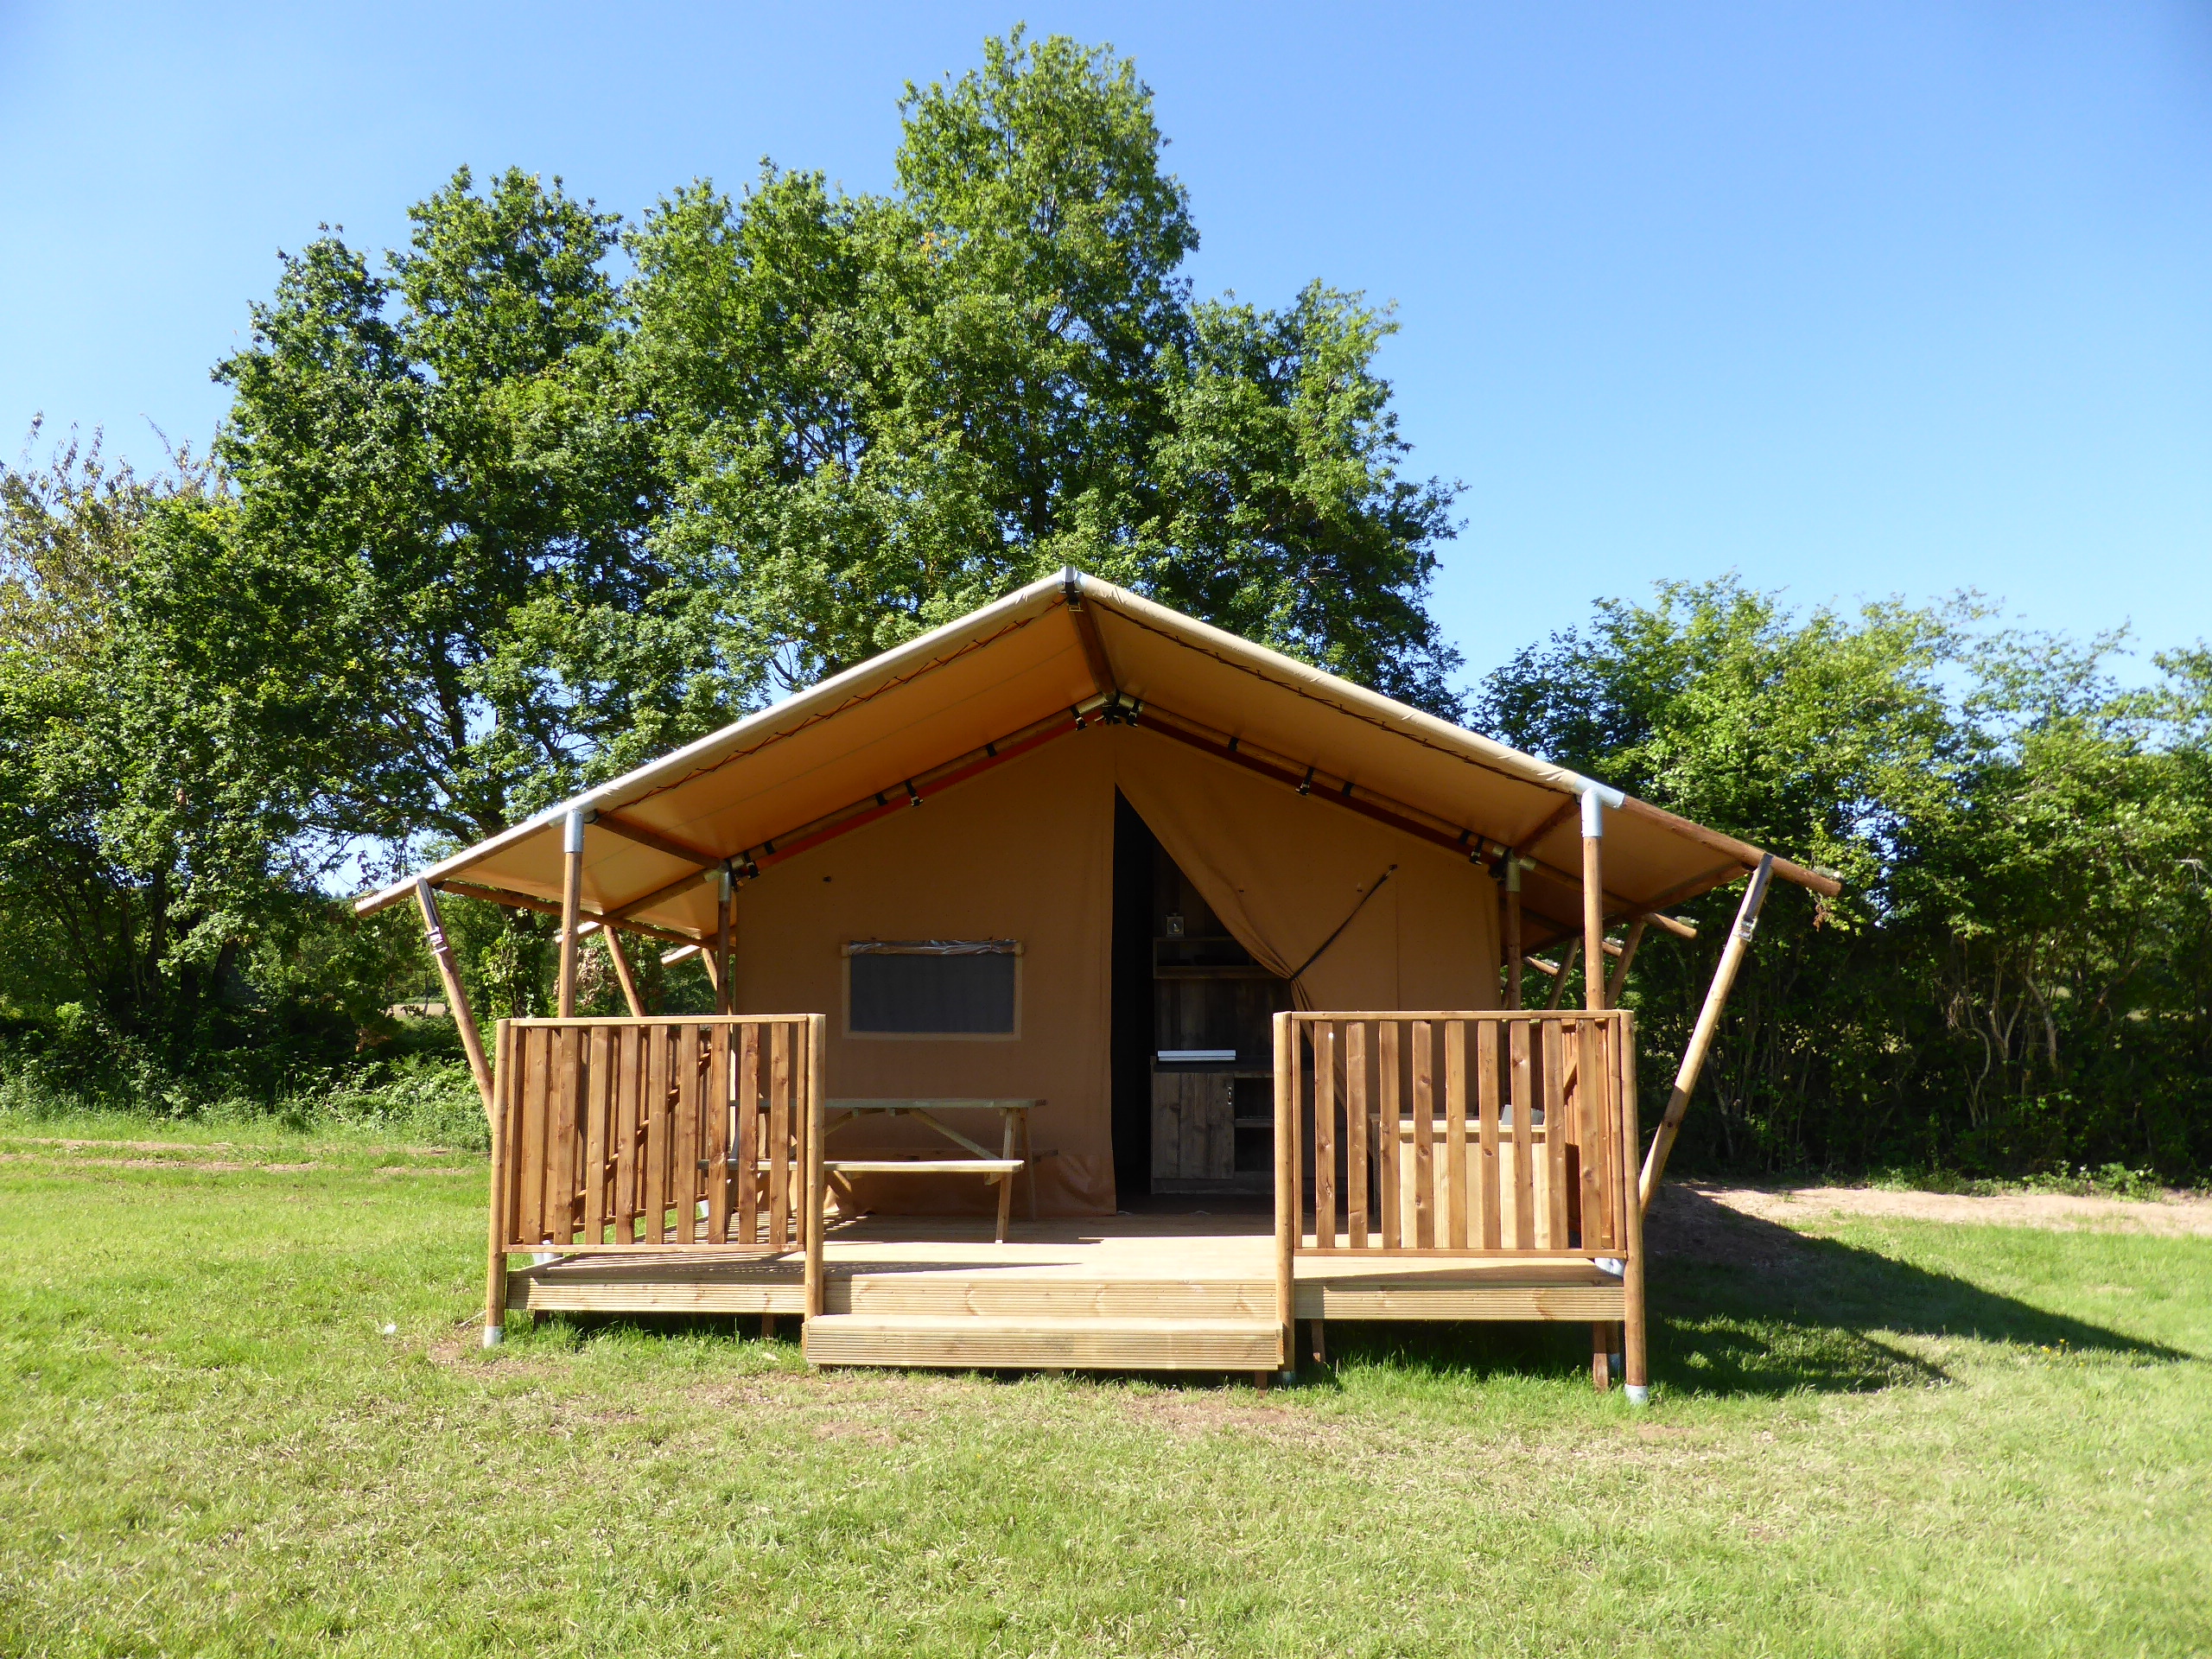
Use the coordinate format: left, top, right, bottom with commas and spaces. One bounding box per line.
2, 1119, 2206, 1657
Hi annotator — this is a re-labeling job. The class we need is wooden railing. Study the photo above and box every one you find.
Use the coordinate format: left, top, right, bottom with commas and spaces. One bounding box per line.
1273, 1010, 1638, 1255
490, 1015, 824, 1256
1269, 1009, 1648, 1394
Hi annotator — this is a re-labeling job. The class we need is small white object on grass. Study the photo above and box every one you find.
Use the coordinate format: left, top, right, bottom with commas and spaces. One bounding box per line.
382, 1323, 397, 1336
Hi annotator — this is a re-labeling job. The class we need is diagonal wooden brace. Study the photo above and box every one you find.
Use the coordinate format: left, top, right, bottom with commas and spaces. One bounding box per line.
412, 878, 495, 1128
1638, 854, 1774, 1211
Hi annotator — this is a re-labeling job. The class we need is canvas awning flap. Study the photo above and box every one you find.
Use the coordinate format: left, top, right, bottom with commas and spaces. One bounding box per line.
359, 570, 1835, 938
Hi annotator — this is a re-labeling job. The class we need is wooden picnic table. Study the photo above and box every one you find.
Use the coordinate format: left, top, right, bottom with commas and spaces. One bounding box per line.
821, 1097, 1039, 1243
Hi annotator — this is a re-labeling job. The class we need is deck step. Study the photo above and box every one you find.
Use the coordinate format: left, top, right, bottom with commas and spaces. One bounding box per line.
802, 1313, 1285, 1371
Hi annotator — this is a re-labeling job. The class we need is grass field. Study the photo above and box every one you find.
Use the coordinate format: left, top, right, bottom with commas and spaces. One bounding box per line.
3, 1116, 2207, 1656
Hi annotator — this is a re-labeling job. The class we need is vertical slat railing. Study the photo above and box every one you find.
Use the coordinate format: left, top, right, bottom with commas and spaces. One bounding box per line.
490, 1016, 815, 1255
804, 1014, 827, 1319
1280, 1011, 1633, 1260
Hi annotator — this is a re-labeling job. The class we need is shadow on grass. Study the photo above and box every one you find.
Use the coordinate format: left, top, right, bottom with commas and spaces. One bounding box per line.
1307, 1186, 2190, 1399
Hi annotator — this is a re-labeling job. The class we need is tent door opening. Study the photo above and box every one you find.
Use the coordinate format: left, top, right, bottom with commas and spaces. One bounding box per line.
1111, 793, 1292, 1202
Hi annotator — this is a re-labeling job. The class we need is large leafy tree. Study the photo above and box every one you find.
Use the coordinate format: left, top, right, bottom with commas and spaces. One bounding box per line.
0, 431, 407, 1054
213, 166, 704, 855
1482, 578, 2212, 1177
1480, 578, 1964, 1167
1910, 636, 2212, 1166
629, 29, 1464, 709
206, 32, 1465, 869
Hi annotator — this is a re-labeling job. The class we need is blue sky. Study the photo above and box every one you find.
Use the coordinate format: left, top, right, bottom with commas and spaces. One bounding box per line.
3, 2, 2206, 685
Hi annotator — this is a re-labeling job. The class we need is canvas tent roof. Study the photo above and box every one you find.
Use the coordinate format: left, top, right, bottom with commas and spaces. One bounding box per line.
356, 570, 1837, 945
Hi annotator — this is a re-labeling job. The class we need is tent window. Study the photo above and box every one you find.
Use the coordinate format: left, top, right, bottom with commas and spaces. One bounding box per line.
844, 941, 1020, 1038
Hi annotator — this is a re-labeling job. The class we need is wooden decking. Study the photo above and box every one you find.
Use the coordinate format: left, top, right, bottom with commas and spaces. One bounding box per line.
507, 1214, 1626, 1370
482, 1010, 1645, 1386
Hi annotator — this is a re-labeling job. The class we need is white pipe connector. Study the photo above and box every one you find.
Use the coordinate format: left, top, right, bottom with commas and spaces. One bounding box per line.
481, 1325, 505, 1348
1625, 1384, 1649, 1407
1580, 786, 1607, 838
564, 806, 586, 855
1573, 775, 1627, 812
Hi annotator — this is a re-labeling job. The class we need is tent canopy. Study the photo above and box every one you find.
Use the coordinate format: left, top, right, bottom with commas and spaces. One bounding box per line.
356, 570, 1837, 942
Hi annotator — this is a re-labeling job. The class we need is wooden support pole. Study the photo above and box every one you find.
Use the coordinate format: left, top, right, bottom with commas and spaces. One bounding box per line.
413, 879, 494, 1125
1605, 917, 1649, 1006
1545, 938, 1579, 1010
804, 1014, 827, 1322
1619, 1010, 1649, 1402
1581, 791, 1607, 1014
1273, 1009, 1296, 1377
601, 929, 647, 1018
715, 867, 734, 1016
482, 1017, 512, 1346
556, 808, 585, 1019
1638, 854, 1776, 1211
1503, 859, 1524, 1009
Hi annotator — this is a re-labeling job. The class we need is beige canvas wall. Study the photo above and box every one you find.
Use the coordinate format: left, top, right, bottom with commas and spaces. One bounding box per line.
729, 721, 1502, 1218
730, 725, 1118, 1217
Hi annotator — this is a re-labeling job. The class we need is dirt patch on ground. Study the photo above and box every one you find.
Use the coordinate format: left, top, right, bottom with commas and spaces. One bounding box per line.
1645, 1185, 1817, 1269
1690, 1182, 2212, 1238
1644, 1179, 2212, 1270
0, 1151, 323, 1173
1, 1137, 473, 1175
1110, 1385, 1351, 1450
12, 1136, 250, 1154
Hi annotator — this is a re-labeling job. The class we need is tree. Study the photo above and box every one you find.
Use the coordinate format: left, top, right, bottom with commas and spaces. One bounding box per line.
213, 166, 703, 859
1482, 577, 2212, 1179
1480, 577, 1967, 1170
628, 29, 1465, 710
1910, 635, 2212, 1169
0, 427, 408, 1069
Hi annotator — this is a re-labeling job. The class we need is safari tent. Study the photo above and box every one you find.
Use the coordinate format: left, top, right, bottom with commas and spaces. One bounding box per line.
356, 570, 1836, 1395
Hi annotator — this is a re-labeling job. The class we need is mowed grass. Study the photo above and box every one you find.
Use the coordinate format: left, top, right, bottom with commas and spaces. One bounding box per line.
2, 1122, 2207, 1657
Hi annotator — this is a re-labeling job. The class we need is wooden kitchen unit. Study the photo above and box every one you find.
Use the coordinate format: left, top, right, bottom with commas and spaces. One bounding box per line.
1148, 846, 1291, 1196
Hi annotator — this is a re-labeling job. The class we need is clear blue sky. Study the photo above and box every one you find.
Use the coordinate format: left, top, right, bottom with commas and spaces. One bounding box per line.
3, 2, 2206, 685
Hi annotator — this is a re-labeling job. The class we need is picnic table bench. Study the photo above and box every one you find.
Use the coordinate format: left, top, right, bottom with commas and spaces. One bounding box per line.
820, 1097, 1039, 1243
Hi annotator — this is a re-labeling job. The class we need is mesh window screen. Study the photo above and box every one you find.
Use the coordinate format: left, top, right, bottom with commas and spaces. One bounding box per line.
849, 949, 1018, 1034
